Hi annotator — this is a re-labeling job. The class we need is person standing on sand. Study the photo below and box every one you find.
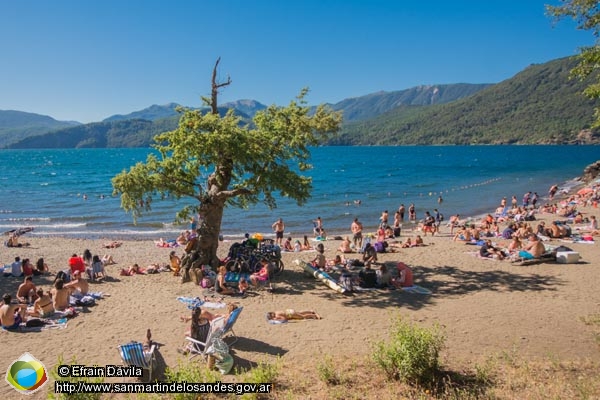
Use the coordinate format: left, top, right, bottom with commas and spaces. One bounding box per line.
313, 217, 324, 237
380, 210, 389, 227
408, 204, 416, 222
549, 184, 558, 201
272, 218, 285, 246
393, 211, 401, 237
398, 204, 405, 223
350, 218, 363, 249
511, 195, 518, 209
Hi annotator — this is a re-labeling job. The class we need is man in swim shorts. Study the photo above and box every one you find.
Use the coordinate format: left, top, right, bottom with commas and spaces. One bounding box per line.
350, 217, 363, 249
1, 294, 26, 330
519, 234, 546, 259
271, 218, 285, 246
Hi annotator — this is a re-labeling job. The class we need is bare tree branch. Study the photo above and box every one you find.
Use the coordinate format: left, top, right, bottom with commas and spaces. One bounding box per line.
210, 57, 232, 114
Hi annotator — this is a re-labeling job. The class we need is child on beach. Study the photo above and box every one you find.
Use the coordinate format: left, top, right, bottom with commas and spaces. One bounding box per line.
302, 235, 312, 250
311, 243, 327, 269
238, 277, 249, 295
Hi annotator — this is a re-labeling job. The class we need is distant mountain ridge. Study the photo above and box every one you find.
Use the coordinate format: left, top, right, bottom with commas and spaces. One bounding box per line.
3, 56, 599, 148
0, 110, 80, 146
103, 103, 182, 122
326, 84, 492, 122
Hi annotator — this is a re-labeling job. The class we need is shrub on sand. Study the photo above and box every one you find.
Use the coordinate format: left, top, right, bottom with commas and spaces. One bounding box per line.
372, 316, 445, 385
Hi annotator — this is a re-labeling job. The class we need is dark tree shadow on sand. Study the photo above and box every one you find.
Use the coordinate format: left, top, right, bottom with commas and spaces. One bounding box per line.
275, 263, 564, 312
230, 337, 288, 370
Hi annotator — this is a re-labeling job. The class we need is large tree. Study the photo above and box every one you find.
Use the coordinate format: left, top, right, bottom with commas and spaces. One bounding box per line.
111, 59, 342, 268
547, 0, 600, 126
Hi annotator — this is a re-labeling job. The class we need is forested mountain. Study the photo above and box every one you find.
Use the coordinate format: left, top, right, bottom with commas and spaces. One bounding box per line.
6, 107, 251, 149
7, 119, 170, 149
326, 84, 492, 122
333, 57, 600, 145
0, 110, 80, 147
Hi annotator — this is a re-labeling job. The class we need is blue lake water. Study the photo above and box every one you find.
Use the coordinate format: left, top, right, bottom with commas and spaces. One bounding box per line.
0, 146, 598, 240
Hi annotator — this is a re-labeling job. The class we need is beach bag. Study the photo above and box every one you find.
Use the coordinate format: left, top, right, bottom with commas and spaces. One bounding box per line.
201, 277, 213, 288
339, 274, 354, 292
206, 338, 233, 374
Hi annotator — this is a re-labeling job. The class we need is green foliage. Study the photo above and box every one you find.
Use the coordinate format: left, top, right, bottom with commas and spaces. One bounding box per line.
162, 360, 221, 400
111, 88, 341, 223
238, 359, 280, 400
372, 316, 445, 386
47, 355, 105, 400
316, 355, 343, 385
547, 1, 600, 128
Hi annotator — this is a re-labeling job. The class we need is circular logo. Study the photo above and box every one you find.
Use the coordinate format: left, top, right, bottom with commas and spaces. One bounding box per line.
5, 353, 48, 395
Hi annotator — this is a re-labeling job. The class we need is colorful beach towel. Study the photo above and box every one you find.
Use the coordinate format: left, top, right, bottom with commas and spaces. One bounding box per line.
2, 317, 69, 333
176, 296, 226, 310
266, 313, 288, 324
224, 272, 251, 283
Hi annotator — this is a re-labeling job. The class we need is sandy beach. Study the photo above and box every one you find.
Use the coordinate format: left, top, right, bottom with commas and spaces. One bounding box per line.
1, 199, 599, 398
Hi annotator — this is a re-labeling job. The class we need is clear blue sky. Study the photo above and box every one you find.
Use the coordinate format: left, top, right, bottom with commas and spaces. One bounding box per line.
0, 0, 593, 123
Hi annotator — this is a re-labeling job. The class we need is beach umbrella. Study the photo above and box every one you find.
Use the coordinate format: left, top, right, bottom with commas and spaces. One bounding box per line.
577, 187, 593, 195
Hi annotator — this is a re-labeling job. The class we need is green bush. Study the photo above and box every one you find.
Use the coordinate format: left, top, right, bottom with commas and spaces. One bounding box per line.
239, 359, 280, 400
372, 316, 445, 385
316, 355, 342, 385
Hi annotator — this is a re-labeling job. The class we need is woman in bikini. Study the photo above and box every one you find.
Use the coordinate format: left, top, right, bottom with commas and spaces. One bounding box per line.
169, 251, 181, 276
29, 288, 55, 317
267, 309, 321, 322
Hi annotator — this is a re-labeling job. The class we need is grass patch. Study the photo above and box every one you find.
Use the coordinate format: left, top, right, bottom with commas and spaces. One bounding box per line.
316, 355, 344, 385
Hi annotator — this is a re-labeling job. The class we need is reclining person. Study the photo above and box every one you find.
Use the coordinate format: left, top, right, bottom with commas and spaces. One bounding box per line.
266, 309, 321, 322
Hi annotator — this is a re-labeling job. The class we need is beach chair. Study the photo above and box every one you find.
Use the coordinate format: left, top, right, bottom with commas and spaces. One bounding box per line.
117, 341, 156, 382
222, 306, 243, 345
185, 316, 226, 359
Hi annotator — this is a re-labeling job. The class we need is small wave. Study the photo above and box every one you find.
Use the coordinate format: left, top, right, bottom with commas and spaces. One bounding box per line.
35, 222, 88, 229
0, 217, 51, 222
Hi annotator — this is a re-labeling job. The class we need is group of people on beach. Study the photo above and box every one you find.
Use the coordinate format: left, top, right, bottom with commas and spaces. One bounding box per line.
0, 248, 115, 331
447, 183, 600, 262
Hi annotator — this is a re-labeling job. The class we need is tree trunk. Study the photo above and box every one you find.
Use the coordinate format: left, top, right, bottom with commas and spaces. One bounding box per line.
191, 200, 225, 270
